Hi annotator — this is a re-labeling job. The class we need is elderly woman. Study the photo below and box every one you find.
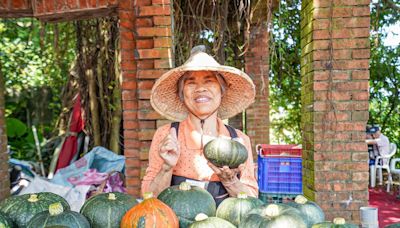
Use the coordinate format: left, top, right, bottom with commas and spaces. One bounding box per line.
141, 46, 258, 204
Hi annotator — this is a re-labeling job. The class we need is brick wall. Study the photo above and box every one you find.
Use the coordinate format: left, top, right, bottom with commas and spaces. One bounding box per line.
245, 23, 270, 158
0, 63, 10, 201
120, 0, 173, 197
301, 0, 370, 222
32, 0, 118, 21
0, 0, 32, 17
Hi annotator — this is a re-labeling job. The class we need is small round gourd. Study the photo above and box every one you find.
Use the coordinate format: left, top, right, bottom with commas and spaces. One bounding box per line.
204, 137, 248, 168
0, 211, 13, 228
312, 217, 359, 228
0, 192, 70, 227
158, 182, 216, 228
239, 203, 307, 228
121, 192, 179, 228
80, 192, 138, 228
27, 202, 90, 228
287, 195, 325, 227
216, 192, 264, 226
189, 213, 236, 228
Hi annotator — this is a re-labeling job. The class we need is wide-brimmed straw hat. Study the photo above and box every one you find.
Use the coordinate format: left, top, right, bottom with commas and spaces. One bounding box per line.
150, 46, 255, 121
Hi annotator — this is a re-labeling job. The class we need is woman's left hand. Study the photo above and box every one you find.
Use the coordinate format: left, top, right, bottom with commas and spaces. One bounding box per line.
207, 162, 244, 183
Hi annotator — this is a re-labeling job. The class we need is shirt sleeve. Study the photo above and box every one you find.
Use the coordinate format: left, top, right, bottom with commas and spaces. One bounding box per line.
236, 131, 259, 197
141, 124, 170, 196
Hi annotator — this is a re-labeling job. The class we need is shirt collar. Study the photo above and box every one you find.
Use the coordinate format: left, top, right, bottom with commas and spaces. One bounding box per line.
182, 117, 230, 150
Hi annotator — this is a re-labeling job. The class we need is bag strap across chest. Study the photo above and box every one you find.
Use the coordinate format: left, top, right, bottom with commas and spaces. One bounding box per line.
170, 122, 238, 139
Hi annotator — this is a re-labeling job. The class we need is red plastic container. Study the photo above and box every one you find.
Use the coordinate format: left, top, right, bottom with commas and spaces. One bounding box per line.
256, 144, 302, 157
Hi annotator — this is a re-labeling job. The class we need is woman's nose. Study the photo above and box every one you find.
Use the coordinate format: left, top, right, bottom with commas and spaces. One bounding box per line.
194, 83, 207, 92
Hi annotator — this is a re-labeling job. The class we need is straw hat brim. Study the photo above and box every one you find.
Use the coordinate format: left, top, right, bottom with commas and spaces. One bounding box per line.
151, 64, 255, 122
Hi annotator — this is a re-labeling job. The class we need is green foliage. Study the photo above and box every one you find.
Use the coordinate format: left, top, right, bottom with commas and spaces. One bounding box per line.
0, 18, 75, 125
5, 117, 43, 161
369, 1, 400, 153
0, 18, 76, 161
269, 0, 301, 144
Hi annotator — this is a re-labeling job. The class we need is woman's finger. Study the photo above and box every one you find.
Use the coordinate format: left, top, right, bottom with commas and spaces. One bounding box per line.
207, 162, 221, 175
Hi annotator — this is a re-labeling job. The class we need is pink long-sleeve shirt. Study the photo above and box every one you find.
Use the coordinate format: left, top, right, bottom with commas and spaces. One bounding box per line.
141, 117, 258, 197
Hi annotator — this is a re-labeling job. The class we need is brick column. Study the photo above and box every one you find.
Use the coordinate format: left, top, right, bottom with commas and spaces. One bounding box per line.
245, 23, 270, 157
118, 0, 140, 197
0, 0, 32, 17
120, 0, 173, 197
32, 0, 118, 21
0, 63, 10, 201
301, 0, 370, 222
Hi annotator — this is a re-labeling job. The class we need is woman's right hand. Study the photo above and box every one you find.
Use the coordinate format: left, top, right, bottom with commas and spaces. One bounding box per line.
159, 127, 180, 170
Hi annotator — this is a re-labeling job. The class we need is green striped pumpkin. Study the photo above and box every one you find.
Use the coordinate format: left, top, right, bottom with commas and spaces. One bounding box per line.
312, 218, 359, 228
189, 213, 236, 228
27, 202, 90, 228
80, 192, 138, 228
239, 203, 307, 228
0, 192, 70, 227
216, 192, 264, 226
158, 182, 216, 228
287, 195, 325, 227
0, 211, 13, 228
204, 137, 248, 168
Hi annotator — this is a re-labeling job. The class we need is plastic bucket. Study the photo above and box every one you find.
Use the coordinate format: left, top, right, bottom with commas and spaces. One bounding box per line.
360, 207, 379, 228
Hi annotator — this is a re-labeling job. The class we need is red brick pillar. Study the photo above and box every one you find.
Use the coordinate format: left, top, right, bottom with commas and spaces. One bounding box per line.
120, 0, 173, 197
0, 63, 10, 200
118, 0, 140, 197
301, 0, 370, 222
245, 23, 270, 157
0, 0, 32, 17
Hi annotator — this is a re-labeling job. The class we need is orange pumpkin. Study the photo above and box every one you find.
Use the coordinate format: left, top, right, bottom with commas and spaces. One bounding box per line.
120, 192, 179, 228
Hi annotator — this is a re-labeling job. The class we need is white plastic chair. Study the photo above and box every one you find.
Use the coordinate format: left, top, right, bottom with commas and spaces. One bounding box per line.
374, 143, 397, 192
390, 154, 400, 197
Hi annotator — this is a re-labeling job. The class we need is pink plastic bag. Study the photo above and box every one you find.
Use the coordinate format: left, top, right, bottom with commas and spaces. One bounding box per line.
67, 169, 108, 186
103, 172, 126, 193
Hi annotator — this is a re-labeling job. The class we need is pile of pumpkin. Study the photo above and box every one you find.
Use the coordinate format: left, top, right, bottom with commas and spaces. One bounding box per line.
0, 137, 359, 227
0, 182, 359, 228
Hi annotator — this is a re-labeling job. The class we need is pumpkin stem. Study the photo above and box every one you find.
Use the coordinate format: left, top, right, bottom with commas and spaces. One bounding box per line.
143, 192, 154, 200
264, 204, 280, 217
294, 195, 308, 204
179, 182, 191, 191
28, 194, 39, 202
49, 202, 64, 216
333, 217, 346, 225
108, 193, 116, 200
237, 192, 248, 199
195, 213, 209, 221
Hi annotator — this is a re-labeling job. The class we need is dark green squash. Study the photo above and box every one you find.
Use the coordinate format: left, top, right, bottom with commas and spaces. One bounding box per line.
189, 213, 236, 228
386, 224, 400, 228
0, 211, 13, 228
27, 202, 90, 228
203, 137, 248, 168
312, 218, 359, 228
216, 192, 264, 226
0, 192, 70, 227
238, 203, 307, 228
158, 182, 216, 228
287, 195, 325, 227
80, 192, 137, 228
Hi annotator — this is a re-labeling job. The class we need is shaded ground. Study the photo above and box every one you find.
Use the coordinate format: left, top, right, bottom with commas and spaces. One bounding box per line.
369, 187, 400, 227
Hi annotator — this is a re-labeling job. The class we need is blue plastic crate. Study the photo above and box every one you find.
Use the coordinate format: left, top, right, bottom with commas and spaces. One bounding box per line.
258, 156, 303, 194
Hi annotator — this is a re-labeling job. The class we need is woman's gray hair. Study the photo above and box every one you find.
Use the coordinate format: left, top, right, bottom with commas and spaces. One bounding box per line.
177, 71, 227, 101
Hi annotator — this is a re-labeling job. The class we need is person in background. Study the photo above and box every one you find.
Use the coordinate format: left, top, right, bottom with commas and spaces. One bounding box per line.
366, 125, 391, 165
141, 45, 258, 205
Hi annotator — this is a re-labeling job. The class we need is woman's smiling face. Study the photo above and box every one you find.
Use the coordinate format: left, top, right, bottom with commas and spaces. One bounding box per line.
182, 71, 222, 119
